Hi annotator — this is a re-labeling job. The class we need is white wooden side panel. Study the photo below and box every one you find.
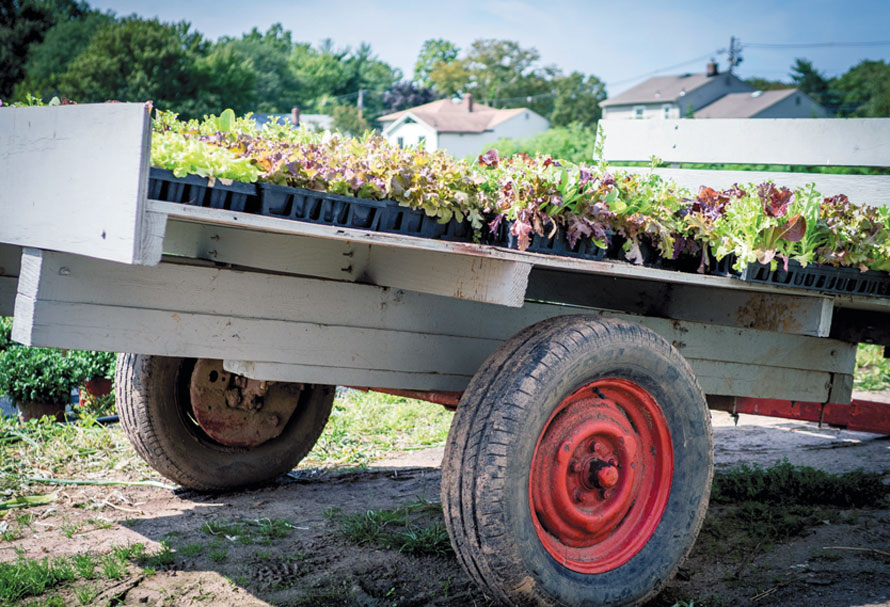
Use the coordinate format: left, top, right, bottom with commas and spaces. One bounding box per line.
0, 103, 156, 265
13, 249, 855, 402
617, 167, 890, 207
16, 250, 855, 375
601, 118, 890, 167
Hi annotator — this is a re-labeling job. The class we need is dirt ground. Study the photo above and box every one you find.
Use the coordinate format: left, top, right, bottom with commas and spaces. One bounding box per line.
1, 409, 888, 607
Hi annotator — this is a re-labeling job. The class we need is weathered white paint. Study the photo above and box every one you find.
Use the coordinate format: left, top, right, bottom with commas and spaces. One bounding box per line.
0, 103, 160, 264
601, 118, 890, 167
615, 166, 890, 207
14, 249, 855, 402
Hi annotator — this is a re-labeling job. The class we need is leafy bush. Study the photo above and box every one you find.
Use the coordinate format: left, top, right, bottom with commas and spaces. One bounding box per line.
0, 317, 12, 352
66, 350, 116, 381
483, 123, 600, 164
0, 347, 77, 405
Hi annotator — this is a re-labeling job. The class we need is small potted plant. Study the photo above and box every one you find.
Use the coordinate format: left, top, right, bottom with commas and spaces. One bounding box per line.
0, 345, 77, 421
67, 350, 117, 416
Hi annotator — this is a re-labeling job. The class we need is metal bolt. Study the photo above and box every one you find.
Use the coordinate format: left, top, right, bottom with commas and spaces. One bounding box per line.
58, 267, 70, 276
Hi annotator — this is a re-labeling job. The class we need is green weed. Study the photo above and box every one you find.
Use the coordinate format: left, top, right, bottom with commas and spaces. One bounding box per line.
327, 498, 452, 556
201, 517, 294, 545
178, 542, 204, 557
0, 555, 76, 604
75, 584, 99, 605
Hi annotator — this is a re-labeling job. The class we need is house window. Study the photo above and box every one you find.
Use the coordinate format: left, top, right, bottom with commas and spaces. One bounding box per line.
634, 106, 645, 119
397, 136, 404, 148
662, 105, 672, 119
418, 136, 426, 147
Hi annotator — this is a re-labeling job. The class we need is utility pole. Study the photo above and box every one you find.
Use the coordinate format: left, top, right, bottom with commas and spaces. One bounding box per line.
725, 36, 743, 73
357, 89, 364, 120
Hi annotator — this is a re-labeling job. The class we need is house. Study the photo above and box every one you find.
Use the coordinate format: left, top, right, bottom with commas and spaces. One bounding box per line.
252, 108, 333, 131
693, 88, 828, 118
600, 61, 827, 119
377, 94, 550, 158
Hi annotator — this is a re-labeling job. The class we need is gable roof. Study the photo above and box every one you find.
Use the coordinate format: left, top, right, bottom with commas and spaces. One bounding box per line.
693, 88, 798, 118
600, 72, 744, 107
379, 98, 530, 134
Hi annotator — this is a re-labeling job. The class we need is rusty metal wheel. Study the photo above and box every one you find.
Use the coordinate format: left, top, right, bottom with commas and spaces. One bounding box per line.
117, 354, 334, 491
441, 316, 713, 607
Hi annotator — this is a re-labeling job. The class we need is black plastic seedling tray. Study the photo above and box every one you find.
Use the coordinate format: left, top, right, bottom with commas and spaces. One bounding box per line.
709, 255, 890, 298
148, 168, 258, 212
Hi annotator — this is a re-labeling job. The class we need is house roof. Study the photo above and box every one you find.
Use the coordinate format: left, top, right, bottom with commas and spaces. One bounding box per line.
378, 98, 529, 133
693, 88, 797, 118
600, 72, 737, 107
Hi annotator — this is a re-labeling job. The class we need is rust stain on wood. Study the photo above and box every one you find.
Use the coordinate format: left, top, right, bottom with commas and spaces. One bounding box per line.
736, 296, 803, 333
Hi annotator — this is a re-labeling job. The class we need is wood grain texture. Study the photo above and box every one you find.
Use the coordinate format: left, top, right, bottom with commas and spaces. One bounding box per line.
0, 103, 153, 264
601, 118, 890, 167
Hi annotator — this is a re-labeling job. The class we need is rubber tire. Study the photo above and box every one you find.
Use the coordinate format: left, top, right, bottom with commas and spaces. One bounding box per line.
116, 354, 335, 491
441, 315, 713, 607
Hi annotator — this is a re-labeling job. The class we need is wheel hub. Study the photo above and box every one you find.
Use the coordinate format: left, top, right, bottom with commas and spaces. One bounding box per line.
529, 378, 673, 573
189, 359, 302, 448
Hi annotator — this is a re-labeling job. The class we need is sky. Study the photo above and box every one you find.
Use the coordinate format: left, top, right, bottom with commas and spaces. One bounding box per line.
89, 0, 890, 97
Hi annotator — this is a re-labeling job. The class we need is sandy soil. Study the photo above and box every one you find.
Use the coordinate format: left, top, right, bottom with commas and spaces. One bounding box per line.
1, 409, 888, 607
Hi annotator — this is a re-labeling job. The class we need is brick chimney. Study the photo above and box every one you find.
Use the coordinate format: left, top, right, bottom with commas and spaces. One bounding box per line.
291, 106, 301, 126
462, 93, 474, 113
706, 60, 718, 77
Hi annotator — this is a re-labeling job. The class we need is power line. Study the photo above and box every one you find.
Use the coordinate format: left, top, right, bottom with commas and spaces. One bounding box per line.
745, 40, 890, 49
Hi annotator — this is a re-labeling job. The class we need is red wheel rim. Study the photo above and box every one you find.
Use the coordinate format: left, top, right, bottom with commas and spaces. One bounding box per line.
529, 378, 673, 573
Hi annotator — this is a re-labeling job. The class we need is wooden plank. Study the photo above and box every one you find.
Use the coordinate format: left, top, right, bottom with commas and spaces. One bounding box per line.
692, 361, 834, 403
0, 103, 156, 265
150, 200, 890, 314
617, 166, 890, 207
600, 118, 890, 167
362, 246, 529, 308
163, 219, 530, 307
14, 250, 855, 402
225, 360, 472, 392
527, 268, 834, 337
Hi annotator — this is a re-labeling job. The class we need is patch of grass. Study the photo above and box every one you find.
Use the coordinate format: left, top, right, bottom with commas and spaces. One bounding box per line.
201, 517, 294, 545
295, 577, 356, 606
75, 584, 100, 605
327, 498, 452, 556
0, 413, 158, 502
208, 544, 228, 563
854, 344, 890, 391
140, 542, 174, 569
60, 521, 82, 539
303, 389, 453, 467
178, 542, 204, 557
71, 554, 97, 580
100, 553, 126, 580
87, 518, 113, 530
696, 462, 890, 564
0, 555, 76, 604
711, 461, 890, 508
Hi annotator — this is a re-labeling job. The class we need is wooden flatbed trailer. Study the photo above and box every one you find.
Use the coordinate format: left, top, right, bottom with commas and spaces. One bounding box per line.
1, 104, 888, 606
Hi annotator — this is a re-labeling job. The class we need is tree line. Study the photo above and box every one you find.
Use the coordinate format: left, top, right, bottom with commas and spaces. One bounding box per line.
2, 0, 887, 134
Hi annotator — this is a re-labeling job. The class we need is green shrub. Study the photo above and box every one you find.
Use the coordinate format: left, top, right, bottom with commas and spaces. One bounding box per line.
0, 346, 77, 405
0, 317, 12, 352
66, 350, 116, 381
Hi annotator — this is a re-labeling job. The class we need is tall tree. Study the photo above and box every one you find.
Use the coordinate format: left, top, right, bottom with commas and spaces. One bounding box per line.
217, 24, 296, 113
832, 60, 890, 117
13, 9, 113, 100
550, 71, 606, 127
790, 58, 830, 103
59, 16, 251, 118
413, 38, 459, 89
0, 0, 83, 97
